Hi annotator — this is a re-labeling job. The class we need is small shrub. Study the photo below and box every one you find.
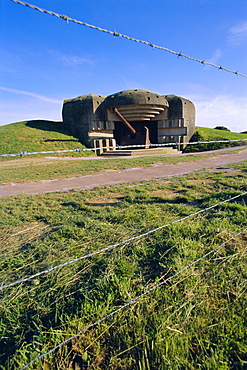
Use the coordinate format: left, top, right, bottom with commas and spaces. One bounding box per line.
214, 126, 231, 131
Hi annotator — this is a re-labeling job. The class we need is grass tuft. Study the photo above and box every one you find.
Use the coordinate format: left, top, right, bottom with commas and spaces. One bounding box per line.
0, 164, 246, 369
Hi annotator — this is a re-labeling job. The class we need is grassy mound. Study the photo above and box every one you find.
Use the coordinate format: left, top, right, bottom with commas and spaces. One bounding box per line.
0, 120, 94, 156
184, 127, 247, 152
0, 163, 246, 369
1, 121, 246, 158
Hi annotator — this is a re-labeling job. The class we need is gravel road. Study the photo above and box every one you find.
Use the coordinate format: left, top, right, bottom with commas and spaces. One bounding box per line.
0, 149, 246, 198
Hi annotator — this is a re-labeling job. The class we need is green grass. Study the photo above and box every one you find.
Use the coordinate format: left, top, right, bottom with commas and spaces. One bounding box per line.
0, 162, 246, 369
184, 127, 247, 152
1, 121, 246, 159
0, 121, 247, 186
0, 149, 245, 185
195, 127, 247, 141
0, 120, 94, 156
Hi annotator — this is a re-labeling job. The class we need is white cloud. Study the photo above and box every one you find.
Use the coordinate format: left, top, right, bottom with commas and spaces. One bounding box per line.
0, 88, 63, 126
193, 94, 247, 133
228, 21, 247, 45
48, 50, 94, 67
0, 86, 61, 104
206, 48, 222, 65
61, 55, 93, 66
0, 99, 62, 126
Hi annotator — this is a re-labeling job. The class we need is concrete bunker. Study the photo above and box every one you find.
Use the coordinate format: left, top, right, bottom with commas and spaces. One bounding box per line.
62, 89, 195, 152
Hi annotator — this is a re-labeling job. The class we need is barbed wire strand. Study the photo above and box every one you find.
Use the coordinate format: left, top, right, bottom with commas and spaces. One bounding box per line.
1, 191, 246, 292
20, 226, 247, 370
10, 0, 247, 78
1, 138, 247, 157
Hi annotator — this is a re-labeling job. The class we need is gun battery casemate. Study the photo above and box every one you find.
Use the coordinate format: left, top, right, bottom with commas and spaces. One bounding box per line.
62, 89, 195, 154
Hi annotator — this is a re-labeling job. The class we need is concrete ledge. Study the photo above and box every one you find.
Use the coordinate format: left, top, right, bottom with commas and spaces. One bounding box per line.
102, 147, 182, 156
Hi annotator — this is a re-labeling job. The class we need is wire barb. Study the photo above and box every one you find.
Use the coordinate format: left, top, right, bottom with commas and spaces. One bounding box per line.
113, 29, 119, 37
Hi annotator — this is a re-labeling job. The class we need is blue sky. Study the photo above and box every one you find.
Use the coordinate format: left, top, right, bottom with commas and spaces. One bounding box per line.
0, 0, 246, 132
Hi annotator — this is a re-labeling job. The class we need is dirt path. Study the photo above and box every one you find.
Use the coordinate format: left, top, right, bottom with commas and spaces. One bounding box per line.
0, 149, 246, 198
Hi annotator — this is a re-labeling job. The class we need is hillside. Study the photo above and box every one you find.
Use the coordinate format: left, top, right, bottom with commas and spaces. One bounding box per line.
195, 126, 247, 140
0, 120, 94, 156
0, 121, 246, 157
184, 126, 247, 152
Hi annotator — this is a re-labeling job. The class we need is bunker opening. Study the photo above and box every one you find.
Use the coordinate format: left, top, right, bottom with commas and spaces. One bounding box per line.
62, 89, 195, 155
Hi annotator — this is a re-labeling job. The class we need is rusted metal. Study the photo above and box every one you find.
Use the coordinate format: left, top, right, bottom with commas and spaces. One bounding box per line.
113, 107, 136, 135
144, 126, 150, 148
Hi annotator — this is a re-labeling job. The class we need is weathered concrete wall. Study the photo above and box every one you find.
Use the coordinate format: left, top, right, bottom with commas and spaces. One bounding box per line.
103, 89, 169, 109
62, 90, 195, 148
62, 94, 106, 146
162, 95, 195, 144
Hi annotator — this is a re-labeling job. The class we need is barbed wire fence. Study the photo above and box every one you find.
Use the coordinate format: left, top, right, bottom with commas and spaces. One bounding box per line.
1, 167, 246, 369
2, 2, 247, 368
1, 190, 246, 291
1, 138, 247, 157
9, 0, 247, 78
19, 226, 247, 370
